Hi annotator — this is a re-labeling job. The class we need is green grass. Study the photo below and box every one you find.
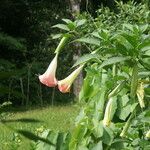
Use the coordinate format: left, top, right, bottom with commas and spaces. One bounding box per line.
0, 105, 79, 150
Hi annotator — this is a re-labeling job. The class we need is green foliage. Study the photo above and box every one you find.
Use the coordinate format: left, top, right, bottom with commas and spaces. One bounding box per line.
0, 33, 26, 52
35, 1, 150, 149
66, 1, 150, 149
36, 130, 71, 150
72, 53, 99, 67
1, 0, 150, 149
0, 105, 78, 150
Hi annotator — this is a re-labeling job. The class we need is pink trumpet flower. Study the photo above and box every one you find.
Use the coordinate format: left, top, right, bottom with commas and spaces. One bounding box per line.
58, 65, 84, 93
39, 54, 58, 87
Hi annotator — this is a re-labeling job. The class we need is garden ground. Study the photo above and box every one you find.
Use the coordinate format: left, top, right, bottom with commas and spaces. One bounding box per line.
0, 105, 79, 150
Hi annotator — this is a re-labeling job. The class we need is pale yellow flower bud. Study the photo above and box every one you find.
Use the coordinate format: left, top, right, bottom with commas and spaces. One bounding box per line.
136, 82, 145, 108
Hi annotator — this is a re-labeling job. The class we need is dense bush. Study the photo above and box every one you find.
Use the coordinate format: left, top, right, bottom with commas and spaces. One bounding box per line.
35, 1, 150, 149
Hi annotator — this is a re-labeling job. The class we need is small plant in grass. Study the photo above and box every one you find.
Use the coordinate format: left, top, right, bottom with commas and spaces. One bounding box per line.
11, 133, 22, 147
0, 101, 12, 119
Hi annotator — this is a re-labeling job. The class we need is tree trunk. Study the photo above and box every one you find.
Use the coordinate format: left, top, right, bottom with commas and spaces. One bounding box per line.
73, 43, 83, 98
69, 0, 80, 16
69, 0, 83, 98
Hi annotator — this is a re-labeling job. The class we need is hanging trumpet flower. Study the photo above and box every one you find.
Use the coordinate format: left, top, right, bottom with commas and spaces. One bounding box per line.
58, 65, 84, 93
136, 82, 145, 108
39, 53, 58, 87
103, 97, 115, 127
145, 130, 150, 139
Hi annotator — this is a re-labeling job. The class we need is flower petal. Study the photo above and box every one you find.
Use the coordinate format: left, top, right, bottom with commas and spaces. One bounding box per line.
58, 65, 83, 93
39, 54, 58, 87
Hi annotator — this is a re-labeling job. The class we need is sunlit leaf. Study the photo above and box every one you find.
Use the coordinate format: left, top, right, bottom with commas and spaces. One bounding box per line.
62, 19, 73, 24
76, 37, 100, 46
102, 127, 114, 145
115, 34, 134, 50
75, 19, 86, 27
52, 24, 70, 31
51, 34, 62, 39
91, 141, 103, 150
73, 53, 99, 67
100, 56, 130, 68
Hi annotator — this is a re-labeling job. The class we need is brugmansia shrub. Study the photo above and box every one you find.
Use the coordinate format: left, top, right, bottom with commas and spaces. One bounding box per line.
36, 1, 150, 150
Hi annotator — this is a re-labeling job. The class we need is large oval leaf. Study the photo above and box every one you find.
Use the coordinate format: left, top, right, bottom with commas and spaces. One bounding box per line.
52, 24, 70, 31
100, 56, 130, 68
73, 53, 100, 67
76, 37, 100, 46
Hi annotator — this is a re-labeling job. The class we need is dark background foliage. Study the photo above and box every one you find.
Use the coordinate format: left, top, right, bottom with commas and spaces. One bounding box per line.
0, 0, 148, 106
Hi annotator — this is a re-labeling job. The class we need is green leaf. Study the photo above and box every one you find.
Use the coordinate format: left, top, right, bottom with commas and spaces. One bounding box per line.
140, 117, 150, 123
102, 127, 114, 145
111, 139, 128, 150
91, 31, 100, 39
99, 30, 109, 40
115, 35, 134, 50
139, 39, 150, 52
139, 139, 150, 149
67, 23, 76, 30
140, 24, 149, 32
144, 49, 150, 56
140, 44, 150, 52
47, 131, 58, 150
52, 24, 70, 31
118, 105, 131, 121
110, 97, 117, 121
78, 146, 88, 150
93, 87, 107, 120
139, 71, 150, 77
100, 56, 130, 68
51, 34, 62, 39
117, 95, 132, 120
121, 32, 138, 49
92, 120, 103, 138
62, 133, 71, 150
56, 132, 66, 150
91, 141, 103, 150
69, 125, 87, 150
73, 53, 99, 67
142, 46, 150, 52
17, 130, 55, 146
117, 103, 137, 121
123, 24, 134, 32
79, 74, 99, 101
121, 95, 129, 107
79, 79, 94, 100
75, 19, 86, 27
76, 37, 100, 46
62, 19, 73, 24
36, 130, 54, 150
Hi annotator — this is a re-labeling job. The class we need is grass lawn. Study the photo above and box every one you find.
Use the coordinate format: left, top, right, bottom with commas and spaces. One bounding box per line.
0, 105, 79, 150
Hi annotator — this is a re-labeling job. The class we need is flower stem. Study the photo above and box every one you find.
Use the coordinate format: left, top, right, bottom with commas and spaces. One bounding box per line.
55, 36, 69, 53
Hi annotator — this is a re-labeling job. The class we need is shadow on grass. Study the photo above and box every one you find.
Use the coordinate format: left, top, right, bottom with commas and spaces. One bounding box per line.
0, 119, 55, 146
0, 103, 76, 114
17, 130, 55, 146
0, 118, 43, 123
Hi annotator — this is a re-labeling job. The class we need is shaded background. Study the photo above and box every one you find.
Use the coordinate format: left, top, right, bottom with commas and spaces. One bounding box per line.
0, 0, 148, 106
